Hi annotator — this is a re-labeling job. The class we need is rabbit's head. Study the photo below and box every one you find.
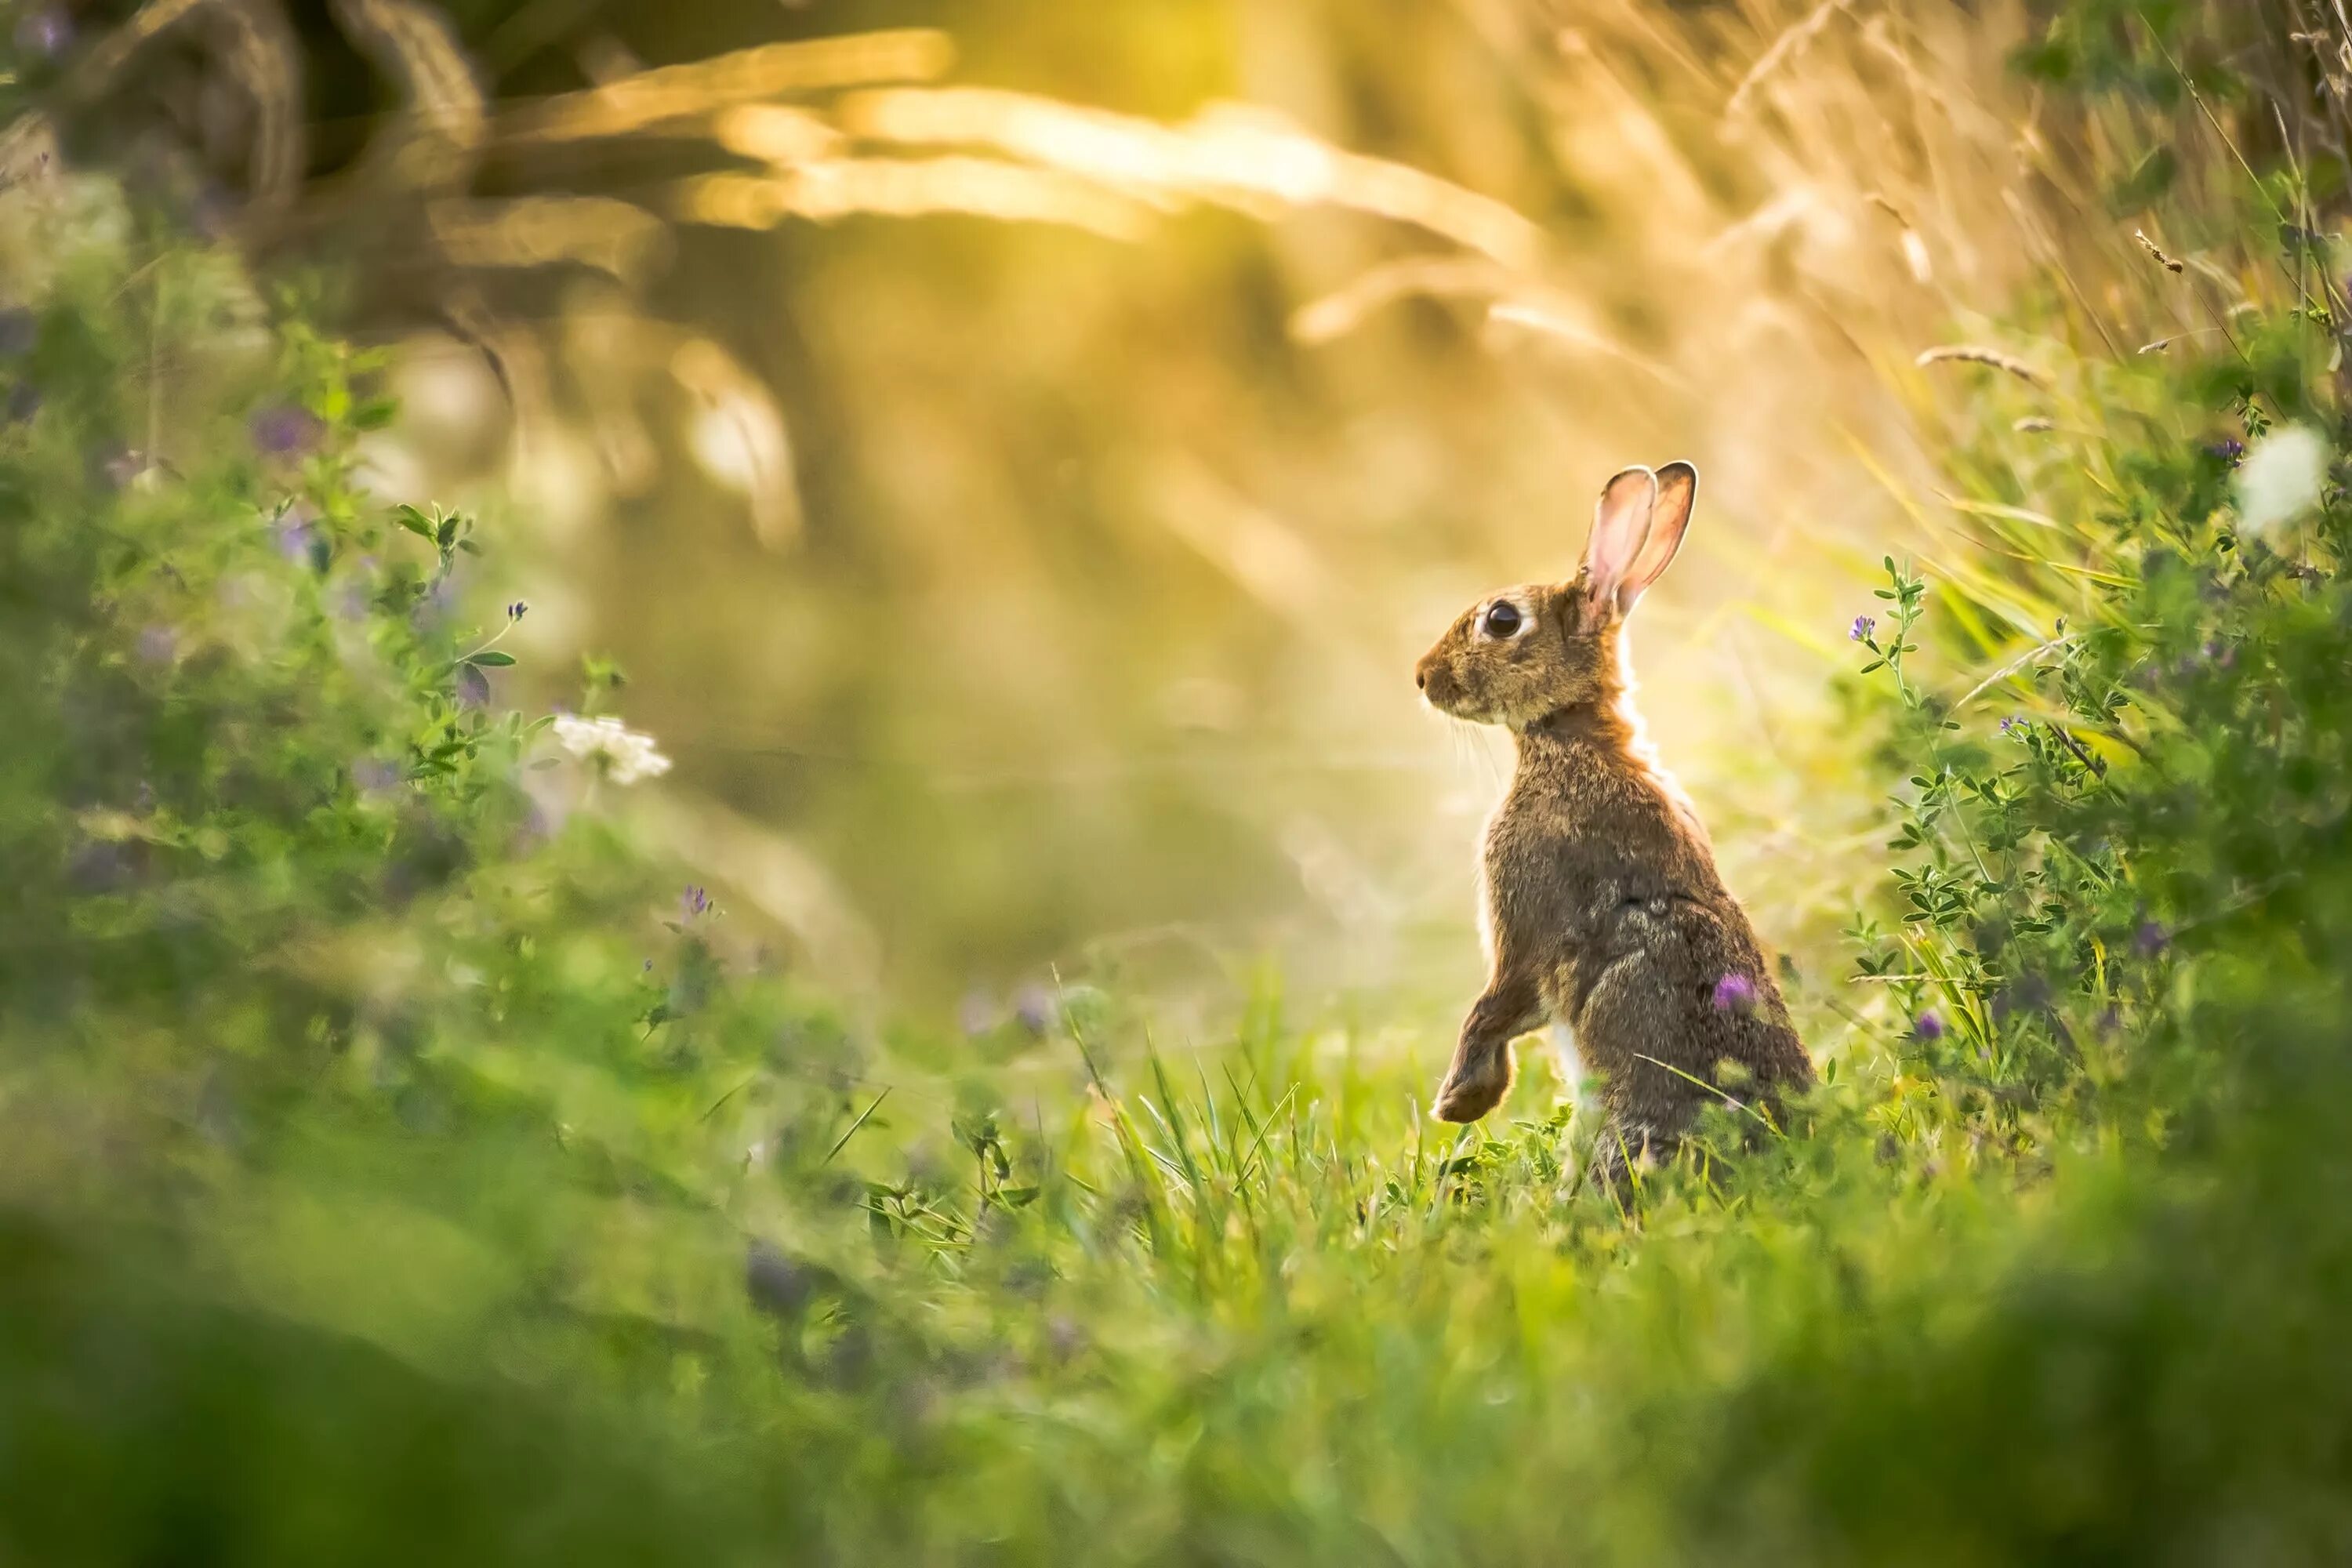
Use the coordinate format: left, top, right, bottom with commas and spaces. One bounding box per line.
1414, 462, 1697, 728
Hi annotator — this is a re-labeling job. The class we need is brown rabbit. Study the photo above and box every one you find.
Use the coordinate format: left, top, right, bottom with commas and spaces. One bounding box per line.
1414, 461, 1812, 1179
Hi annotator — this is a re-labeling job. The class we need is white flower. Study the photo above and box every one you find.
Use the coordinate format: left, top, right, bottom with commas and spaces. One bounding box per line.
550, 713, 673, 786
2235, 424, 2331, 538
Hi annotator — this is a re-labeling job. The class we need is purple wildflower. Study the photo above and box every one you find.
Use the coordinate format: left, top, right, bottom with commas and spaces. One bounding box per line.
13, 8, 71, 60
413, 576, 456, 627
681, 884, 710, 920
506, 600, 528, 621
351, 757, 401, 793
1849, 615, 1876, 643
2135, 919, 2169, 956
1992, 975, 2053, 1023
1012, 983, 1057, 1036
745, 1242, 811, 1319
249, 404, 324, 458
1914, 1009, 1947, 1041
274, 511, 319, 566
1711, 971, 1759, 1015
2209, 437, 2246, 468
2000, 716, 2019, 733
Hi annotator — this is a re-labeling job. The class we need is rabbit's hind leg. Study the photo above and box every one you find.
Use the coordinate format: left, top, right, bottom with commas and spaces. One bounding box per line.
1581, 1117, 1677, 1204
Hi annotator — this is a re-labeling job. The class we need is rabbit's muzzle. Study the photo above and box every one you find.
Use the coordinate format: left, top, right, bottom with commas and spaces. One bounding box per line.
1416, 655, 1467, 716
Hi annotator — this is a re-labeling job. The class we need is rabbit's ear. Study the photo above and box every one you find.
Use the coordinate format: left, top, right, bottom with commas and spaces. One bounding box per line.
1581, 465, 1659, 622
1617, 460, 1697, 610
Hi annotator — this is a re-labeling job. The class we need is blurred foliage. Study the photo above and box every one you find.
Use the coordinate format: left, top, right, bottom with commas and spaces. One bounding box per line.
2, 0, 2104, 1007
9, 0, 2352, 1564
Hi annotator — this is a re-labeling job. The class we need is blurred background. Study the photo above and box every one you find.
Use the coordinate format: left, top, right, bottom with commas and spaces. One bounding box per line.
31, 0, 2105, 1022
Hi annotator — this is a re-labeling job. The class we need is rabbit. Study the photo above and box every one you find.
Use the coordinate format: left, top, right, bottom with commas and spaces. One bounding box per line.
1414, 460, 1813, 1182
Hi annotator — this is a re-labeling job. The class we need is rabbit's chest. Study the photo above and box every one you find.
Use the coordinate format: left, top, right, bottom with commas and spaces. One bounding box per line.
1479, 805, 1621, 946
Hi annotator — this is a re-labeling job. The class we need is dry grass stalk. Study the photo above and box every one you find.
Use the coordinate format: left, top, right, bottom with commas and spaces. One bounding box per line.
66, 0, 215, 100
675, 162, 1160, 242
329, 0, 484, 190
713, 104, 845, 166
840, 88, 1545, 268
2133, 228, 2186, 272
1865, 191, 1935, 282
1288, 256, 1512, 344
205, 0, 304, 220
428, 196, 670, 282
1726, 0, 1860, 119
504, 30, 953, 145
1916, 344, 2049, 386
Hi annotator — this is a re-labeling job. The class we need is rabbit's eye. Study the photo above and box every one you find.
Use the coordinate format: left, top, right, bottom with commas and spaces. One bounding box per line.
1480, 601, 1524, 639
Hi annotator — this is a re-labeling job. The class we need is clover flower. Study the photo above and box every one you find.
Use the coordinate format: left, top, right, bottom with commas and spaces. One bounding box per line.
249, 404, 324, 458
2235, 424, 2329, 538
551, 713, 672, 785
1914, 1009, 1946, 1041
274, 507, 324, 568
1711, 972, 1759, 1015
1849, 615, 1875, 643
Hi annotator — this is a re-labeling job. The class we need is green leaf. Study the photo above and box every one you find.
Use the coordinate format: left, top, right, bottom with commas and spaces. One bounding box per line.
2106, 146, 2177, 215
467, 651, 517, 667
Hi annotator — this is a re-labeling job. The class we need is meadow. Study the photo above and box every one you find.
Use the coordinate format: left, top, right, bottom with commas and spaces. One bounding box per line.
6, 0, 2352, 1562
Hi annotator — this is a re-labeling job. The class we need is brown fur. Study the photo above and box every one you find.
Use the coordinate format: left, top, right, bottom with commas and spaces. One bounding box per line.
1414, 461, 1813, 1181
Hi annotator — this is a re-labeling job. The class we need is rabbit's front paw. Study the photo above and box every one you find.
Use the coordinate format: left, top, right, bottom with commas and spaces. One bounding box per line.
1432, 1054, 1512, 1123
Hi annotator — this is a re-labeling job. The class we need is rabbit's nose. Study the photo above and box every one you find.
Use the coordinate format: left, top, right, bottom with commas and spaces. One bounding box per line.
1415, 668, 1428, 691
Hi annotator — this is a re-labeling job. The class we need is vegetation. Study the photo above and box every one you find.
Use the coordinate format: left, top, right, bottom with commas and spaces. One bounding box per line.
8, 2, 2352, 1564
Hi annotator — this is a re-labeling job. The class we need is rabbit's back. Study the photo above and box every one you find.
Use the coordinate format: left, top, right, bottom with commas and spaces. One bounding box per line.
1490, 731, 1812, 1134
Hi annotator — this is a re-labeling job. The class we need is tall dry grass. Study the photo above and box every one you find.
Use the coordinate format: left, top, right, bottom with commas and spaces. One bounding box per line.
14, 0, 2252, 1025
